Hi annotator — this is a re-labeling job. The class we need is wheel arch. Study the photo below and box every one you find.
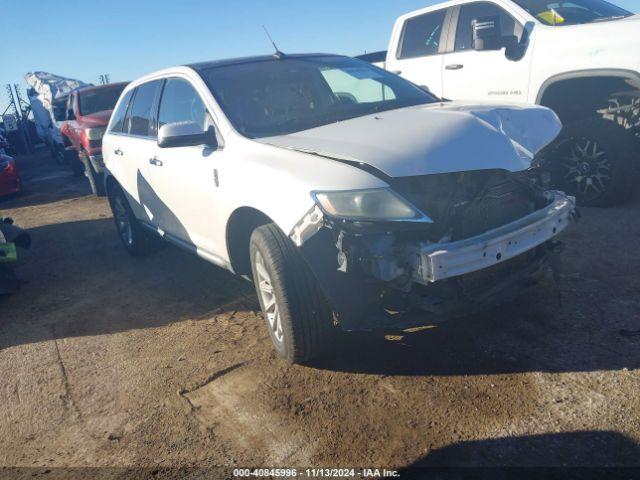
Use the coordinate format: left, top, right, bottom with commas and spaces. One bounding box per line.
536, 69, 640, 124
225, 206, 275, 277
104, 171, 121, 198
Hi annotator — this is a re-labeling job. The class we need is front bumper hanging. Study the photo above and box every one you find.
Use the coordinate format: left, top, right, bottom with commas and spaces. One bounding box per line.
409, 192, 575, 284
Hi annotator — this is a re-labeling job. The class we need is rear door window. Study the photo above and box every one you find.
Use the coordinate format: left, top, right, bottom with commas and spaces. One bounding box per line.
126, 80, 162, 137
109, 90, 134, 133
398, 9, 448, 59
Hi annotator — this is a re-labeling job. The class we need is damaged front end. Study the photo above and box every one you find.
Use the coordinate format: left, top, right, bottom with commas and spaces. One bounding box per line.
292, 168, 577, 331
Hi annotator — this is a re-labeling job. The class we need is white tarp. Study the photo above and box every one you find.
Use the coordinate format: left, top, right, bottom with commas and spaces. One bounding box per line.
24, 72, 90, 145
24, 71, 90, 111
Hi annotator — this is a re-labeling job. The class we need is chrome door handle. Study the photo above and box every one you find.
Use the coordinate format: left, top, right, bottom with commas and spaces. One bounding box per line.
114, 148, 123, 156
149, 157, 163, 167
445, 64, 464, 70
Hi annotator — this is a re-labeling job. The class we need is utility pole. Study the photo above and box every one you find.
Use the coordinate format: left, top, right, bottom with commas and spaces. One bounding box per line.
4, 84, 19, 119
3, 84, 32, 154
13, 84, 33, 153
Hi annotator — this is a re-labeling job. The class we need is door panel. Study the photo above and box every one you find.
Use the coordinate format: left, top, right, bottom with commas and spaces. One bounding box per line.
442, 2, 532, 102
146, 144, 223, 255
117, 81, 164, 226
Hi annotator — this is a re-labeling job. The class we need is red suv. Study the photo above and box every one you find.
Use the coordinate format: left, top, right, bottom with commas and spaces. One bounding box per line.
61, 82, 128, 195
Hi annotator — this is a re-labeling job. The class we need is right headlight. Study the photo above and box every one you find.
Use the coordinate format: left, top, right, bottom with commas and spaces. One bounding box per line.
312, 188, 432, 222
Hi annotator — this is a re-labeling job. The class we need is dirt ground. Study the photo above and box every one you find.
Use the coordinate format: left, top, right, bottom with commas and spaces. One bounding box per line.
1, 150, 640, 477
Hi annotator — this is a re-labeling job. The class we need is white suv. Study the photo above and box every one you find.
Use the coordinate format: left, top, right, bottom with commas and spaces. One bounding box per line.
385, 0, 640, 206
102, 54, 575, 363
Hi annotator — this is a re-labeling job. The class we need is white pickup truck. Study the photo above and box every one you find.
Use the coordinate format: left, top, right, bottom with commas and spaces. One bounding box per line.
377, 0, 639, 206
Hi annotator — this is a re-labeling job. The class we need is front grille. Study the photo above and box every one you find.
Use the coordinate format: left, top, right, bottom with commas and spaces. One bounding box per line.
391, 170, 536, 241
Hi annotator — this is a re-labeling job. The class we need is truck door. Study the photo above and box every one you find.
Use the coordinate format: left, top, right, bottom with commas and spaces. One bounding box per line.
441, 1, 533, 102
386, 7, 451, 97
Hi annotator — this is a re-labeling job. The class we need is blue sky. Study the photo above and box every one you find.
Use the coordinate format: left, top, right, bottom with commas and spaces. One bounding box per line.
1, 0, 638, 110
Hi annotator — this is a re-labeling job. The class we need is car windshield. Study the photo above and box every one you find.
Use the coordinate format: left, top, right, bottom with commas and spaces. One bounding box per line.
78, 84, 127, 116
513, 0, 632, 25
200, 56, 438, 138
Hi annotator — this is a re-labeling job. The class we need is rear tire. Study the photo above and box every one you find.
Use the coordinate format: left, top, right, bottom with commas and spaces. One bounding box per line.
107, 185, 154, 257
249, 223, 332, 364
542, 118, 635, 207
80, 154, 105, 196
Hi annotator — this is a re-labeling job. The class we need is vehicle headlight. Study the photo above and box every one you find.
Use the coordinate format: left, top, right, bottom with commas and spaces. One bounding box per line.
85, 127, 106, 141
312, 188, 432, 222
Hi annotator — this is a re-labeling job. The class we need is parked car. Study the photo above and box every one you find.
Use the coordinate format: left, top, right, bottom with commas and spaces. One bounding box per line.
0, 153, 21, 198
383, 0, 639, 206
102, 54, 575, 364
61, 82, 128, 195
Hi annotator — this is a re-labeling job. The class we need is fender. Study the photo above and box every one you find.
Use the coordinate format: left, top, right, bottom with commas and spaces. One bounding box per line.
535, 69, 640, 105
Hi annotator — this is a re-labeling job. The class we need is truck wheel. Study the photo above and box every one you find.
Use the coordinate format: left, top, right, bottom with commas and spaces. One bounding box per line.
249, 223, 332, 364
108, 185, 153, 257
80, 154, 106, 197
543, 118, 635, 207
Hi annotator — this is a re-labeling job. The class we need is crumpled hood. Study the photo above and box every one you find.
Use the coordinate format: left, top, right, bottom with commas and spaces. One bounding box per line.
257, 102, 561, 178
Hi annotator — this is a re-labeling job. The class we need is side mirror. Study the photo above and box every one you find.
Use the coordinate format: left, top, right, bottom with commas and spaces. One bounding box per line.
158, 121, 218, 149
67, 109, 76, 121
472, 15, 505, 51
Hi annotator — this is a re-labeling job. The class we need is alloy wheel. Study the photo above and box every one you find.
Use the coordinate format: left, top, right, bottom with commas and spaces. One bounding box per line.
254, 250, 284, 344
557, 137, 612, 203
113, 196, 133, 247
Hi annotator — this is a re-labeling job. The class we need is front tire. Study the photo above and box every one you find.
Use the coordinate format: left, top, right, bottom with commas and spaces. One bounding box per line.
543, 118, 635, 207
108, 185, 153, 257
249, 223, 332, 364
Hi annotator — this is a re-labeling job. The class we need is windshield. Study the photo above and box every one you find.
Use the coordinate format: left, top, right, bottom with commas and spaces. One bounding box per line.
513, 0, 632, 25
200, 56, 438, 138
78, 84, 127, 116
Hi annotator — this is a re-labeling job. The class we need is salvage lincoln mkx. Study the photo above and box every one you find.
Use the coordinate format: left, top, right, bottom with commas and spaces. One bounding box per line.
101, 53, 576, 364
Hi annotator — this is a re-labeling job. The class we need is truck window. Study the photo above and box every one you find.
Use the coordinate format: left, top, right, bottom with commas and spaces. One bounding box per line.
455, 2, 522, 52
78, 84, 127, 116
398, 9, 447, 59
126, 80, 162, 137
321, 68, 397, 103
109, 90, 134, 134
67, 94, 76, 120
52, 97, 68, 122
512, 0, 631, 26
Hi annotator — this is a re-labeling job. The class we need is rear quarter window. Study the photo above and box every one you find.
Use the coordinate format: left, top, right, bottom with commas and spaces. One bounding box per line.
109, 90, 134, 134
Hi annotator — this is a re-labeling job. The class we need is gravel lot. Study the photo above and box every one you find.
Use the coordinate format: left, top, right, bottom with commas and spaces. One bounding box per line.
1, 150, 640, 477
